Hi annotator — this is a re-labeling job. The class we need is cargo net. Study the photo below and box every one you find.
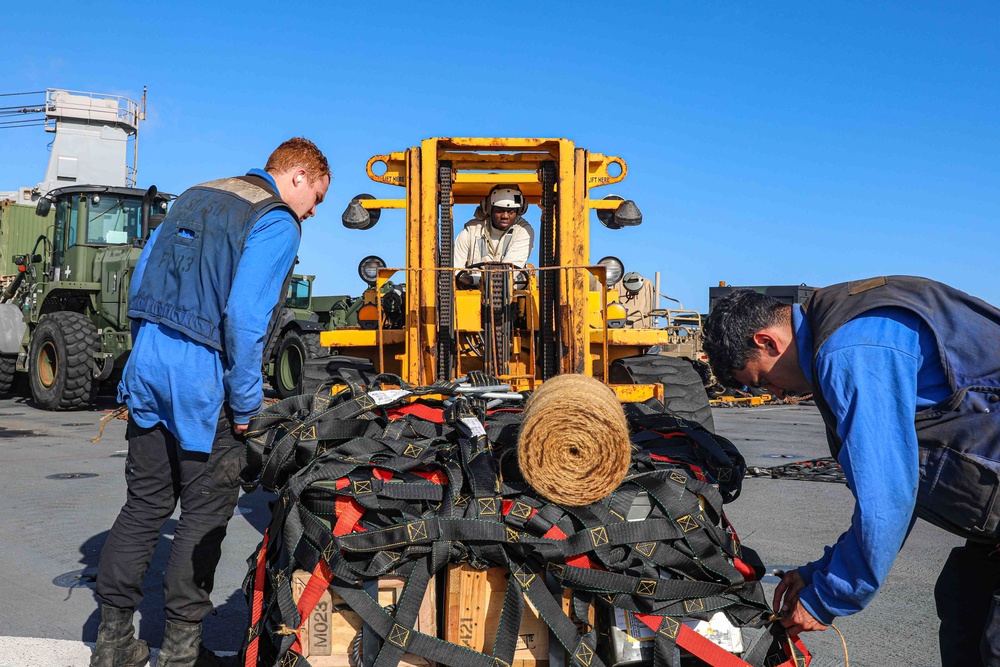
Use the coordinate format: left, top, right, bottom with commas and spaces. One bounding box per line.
239, 370, 810, 667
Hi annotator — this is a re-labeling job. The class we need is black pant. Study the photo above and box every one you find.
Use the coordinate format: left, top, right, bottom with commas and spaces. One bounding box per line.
935, 540, 1000, 666
95, 408, 244, 622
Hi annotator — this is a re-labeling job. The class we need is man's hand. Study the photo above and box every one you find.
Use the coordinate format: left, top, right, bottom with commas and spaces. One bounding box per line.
233, 423, 248, 436
773, 569, 828, 636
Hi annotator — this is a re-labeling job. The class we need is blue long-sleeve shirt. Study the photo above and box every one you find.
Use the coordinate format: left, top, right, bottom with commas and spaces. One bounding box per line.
791, 304, 951, 623
118, 169, 300, 452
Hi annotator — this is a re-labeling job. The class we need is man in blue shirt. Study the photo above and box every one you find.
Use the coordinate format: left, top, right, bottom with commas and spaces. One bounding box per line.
702, 277, 1000, 667
90, 138, 330, 667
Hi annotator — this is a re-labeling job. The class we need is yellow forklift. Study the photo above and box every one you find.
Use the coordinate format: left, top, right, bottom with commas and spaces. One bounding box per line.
323, 137, 713, 429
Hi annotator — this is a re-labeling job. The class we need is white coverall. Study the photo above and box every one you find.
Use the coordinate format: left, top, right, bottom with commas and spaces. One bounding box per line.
453, 216, 534, 269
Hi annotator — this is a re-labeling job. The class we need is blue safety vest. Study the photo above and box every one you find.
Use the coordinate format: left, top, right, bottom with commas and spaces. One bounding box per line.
128, 174, 298, 354
804, 276, 1000, 542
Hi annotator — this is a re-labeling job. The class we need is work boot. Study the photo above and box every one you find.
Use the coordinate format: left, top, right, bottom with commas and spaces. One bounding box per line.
90, 604, 150, 667
156, 619, 235, 667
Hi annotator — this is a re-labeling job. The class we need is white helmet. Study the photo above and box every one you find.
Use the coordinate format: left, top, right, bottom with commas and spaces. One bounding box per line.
483, 184, 527, 215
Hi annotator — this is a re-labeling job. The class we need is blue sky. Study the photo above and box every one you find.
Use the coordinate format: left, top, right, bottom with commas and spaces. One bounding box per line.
2, 2, 997, 313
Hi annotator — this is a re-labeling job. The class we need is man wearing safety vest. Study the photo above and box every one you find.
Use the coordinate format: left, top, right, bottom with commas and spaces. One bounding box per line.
91, 138, 331, 667
702, 276, 1000, 667
454, 183, 535, 287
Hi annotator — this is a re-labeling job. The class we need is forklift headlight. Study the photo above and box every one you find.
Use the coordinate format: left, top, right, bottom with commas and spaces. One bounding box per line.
596, 256, 624, 288
358, 255, 386, 286
381, 284, 404, 315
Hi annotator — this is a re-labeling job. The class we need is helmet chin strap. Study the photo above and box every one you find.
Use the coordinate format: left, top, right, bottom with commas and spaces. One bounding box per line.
490, 214, 515, 232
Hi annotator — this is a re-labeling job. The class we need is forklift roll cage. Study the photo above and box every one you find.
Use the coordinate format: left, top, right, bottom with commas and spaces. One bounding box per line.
324, 137, 681, 401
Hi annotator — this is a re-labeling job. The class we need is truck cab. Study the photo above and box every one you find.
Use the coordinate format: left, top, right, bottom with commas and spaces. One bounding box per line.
0, 184, 172, 409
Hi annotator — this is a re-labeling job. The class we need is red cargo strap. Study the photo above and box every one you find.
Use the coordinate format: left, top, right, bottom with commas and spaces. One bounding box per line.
287, 467, 429, 656
732, 557, 757, 582
633, 614, 810, 667
245, 527, 270, 667
333, 477, 365, 536
414, 469, 448, 484
290, 476, 368, 656
649, 452, 708, 483
542, 523, 594, 569
385, 403, 445, 423
289, 559, 336, 655
721, 513, 758, 583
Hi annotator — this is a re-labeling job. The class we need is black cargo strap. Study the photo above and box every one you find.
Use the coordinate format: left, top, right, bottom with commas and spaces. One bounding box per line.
241, 375, 796, 667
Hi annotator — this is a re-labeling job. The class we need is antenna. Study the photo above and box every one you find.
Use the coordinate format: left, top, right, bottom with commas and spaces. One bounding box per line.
133, 86, 147, 186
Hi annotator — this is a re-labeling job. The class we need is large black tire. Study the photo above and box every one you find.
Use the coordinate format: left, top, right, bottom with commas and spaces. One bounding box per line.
28, 311, 99, 410
0, 354, 15, 395
271, 330, 329, 399
609, 354, 715, 432
687, 357, 727, 399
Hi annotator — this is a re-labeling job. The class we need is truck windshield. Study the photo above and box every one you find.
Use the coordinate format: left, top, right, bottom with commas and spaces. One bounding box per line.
286, 277, 311, 309
85, 196, 142, 245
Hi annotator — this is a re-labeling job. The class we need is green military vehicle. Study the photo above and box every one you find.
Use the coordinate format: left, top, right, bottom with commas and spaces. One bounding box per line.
265, 274, 361, 398
0, 88, 363, 406
0, 203, 359, 408
0, 87, 177, 409
0, 185, 172, 409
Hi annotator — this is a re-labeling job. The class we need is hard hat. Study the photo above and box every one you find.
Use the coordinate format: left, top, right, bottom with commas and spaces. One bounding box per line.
622, 271, 644, 294
481, 184, 528, 216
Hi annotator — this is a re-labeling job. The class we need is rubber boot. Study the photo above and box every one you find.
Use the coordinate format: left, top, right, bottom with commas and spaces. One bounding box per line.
90, 604, 150, 667
156, 620, 234, 667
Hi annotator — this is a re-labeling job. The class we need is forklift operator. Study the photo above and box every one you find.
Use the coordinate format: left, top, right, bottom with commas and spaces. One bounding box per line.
454, 184, 534, 287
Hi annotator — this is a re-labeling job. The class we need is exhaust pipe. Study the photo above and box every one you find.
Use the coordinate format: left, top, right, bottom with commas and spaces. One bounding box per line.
140, 185, 158, 240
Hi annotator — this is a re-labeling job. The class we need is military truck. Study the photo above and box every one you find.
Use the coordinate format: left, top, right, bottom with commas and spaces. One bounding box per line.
2, 89, 148, 280
265, 274, 361, 398
708, 282, 816, 312
0, 88, 174, 409
0, 185, 172, 408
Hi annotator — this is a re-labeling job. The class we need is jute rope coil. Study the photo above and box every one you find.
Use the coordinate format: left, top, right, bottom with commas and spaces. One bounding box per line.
517, 373, 632, 506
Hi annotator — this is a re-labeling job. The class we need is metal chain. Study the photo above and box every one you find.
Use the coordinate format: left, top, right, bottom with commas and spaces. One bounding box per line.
436, 161, 454, 381
482, 264, 511, 376
747, 457, 846, 483
538, 161, 558, 379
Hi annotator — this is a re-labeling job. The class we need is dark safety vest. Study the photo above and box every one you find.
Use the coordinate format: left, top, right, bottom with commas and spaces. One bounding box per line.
803, 276, 1000, 542
128, 174, 299, 355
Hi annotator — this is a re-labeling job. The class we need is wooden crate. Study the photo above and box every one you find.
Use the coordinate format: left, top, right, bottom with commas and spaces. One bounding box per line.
444, 563, 592, 667
292, 570, 437, 667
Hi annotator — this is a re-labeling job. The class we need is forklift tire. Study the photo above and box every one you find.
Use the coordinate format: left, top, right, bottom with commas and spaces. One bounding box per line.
272, 330, 328, 399
29, 312, 99, 410
687, 357, 727, 399
0, 354, 15, 395
609, 354, 715, 432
